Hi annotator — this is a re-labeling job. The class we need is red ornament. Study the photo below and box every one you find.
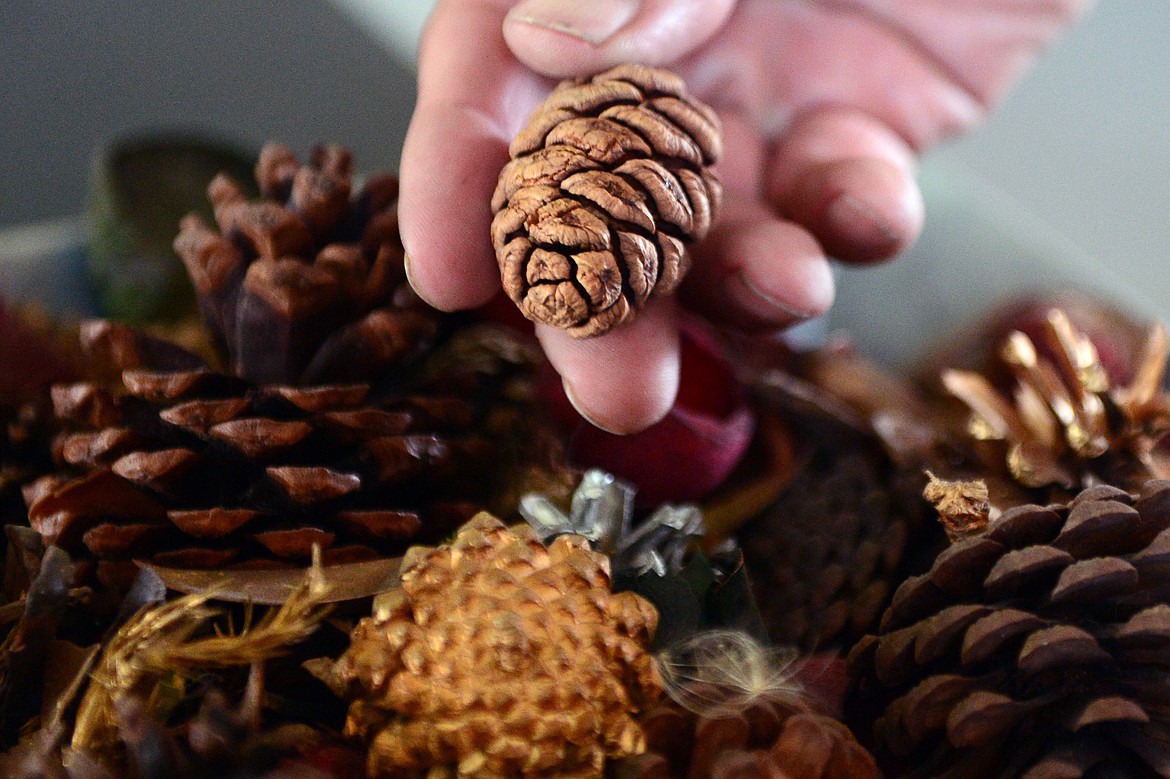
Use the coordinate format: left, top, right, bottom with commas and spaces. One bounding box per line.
544, 318, 756, 506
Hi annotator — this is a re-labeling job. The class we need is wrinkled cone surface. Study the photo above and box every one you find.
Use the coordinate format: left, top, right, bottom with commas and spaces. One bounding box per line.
492, 64, 722, 338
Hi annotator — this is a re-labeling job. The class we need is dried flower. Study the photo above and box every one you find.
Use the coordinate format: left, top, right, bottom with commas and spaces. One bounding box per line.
71, 558, 330, 755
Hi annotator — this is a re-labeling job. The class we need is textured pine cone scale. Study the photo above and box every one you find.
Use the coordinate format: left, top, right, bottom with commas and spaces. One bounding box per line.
491, 64, 722, 338
28, 326, 491, 587
848, 480, 1170, 777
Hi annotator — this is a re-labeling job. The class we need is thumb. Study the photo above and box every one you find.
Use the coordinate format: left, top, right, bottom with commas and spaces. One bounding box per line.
502, 0, 736, 78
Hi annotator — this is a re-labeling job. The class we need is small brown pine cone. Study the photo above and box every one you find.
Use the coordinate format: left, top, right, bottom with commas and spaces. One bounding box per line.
615, 694, 877, 779
174, 142, 438, 385
848, 478, 1170, 777
333, 513, 662, 778
491, 64, 722, 338
739, 438, 934, 653
26, 321, 537, 588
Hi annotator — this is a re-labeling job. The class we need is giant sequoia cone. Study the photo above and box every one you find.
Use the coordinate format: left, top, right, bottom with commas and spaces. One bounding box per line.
848, 478, 1170, 777
491, 64, 722, 338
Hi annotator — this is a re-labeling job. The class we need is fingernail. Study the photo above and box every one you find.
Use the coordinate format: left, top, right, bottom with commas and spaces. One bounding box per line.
402, 251, 436, 308
507, 0, 641, 45
402, 250, 418, 288
562, 378, 625, 435
732, 269, 816, 322
826, 194, 901, 250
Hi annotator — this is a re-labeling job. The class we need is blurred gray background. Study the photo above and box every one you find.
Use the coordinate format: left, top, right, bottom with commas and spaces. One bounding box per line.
0, 1, 417, 226
1, 1, 1167, 328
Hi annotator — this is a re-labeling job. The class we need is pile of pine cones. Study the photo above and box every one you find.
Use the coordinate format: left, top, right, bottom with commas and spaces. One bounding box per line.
3, 63, 1170, 779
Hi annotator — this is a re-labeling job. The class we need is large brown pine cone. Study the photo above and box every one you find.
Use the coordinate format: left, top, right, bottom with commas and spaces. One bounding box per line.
333, 513, 662, 778
1, 400, 55, 524
26, 320, 544, 589
848, 478, 1170, 777
615, 694, 877, 779
175, 142, 438, 385
739, 432, 933, 653
491, 64, 722, 338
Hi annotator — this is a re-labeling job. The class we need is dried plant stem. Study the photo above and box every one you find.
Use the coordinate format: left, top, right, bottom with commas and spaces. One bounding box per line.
71, 561, 330, 755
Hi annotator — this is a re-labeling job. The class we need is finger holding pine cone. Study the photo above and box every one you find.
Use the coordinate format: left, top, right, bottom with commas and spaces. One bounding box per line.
491, 64, 722, 338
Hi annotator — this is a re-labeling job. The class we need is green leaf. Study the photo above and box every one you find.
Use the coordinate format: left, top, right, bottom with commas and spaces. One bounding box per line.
85, 133, 255, 324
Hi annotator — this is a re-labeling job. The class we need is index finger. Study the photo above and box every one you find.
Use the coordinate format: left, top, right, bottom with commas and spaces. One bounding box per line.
399, 0, 550, 311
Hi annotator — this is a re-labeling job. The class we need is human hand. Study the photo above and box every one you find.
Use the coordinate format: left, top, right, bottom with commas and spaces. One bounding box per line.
398, 0, 1087, 433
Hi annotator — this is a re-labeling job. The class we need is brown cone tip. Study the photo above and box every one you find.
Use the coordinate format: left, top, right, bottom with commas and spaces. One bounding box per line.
923, 471, 991, 542
491, 64, 722, 338
173, 142, 438, 386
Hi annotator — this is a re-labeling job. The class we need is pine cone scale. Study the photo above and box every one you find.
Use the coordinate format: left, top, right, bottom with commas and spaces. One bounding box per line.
111, 447, 202, 491
209, 418, 313, 458
167, 507, 261, 537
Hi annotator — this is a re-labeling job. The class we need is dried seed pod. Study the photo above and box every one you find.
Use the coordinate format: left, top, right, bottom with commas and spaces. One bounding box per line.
491, 64, 722, 338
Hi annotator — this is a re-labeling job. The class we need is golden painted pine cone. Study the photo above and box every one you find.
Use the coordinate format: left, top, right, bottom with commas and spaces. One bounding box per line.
739, 440, 928, 653
491, 64, 722, 338
940, 308, 1170, 498
615, 693, 877, 779
175, 141, 439, 385
847, 478, 1170, 777
333, 513, 662, 778
26, 320, 536, 589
